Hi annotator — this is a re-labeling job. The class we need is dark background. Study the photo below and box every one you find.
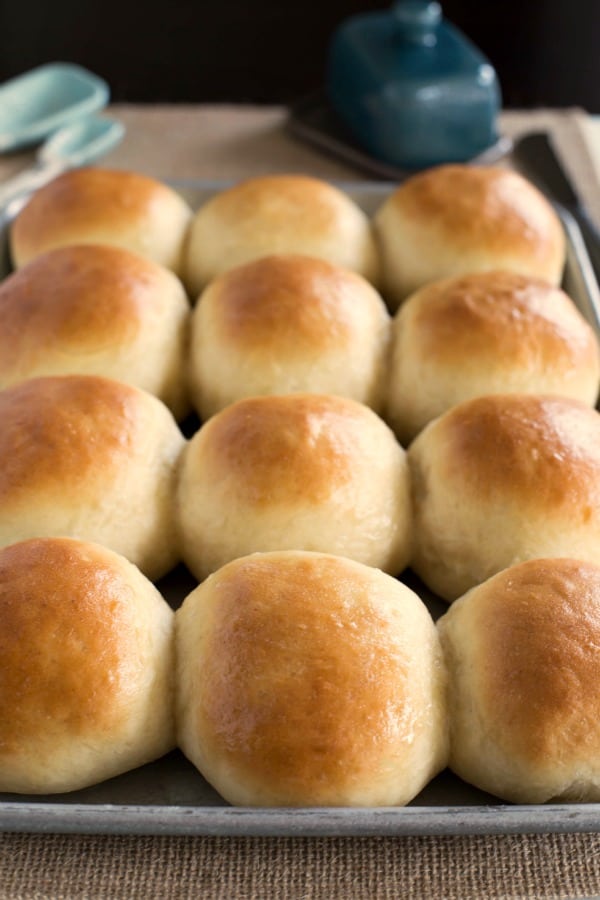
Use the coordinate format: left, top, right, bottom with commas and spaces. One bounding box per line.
1, 0, 599, 111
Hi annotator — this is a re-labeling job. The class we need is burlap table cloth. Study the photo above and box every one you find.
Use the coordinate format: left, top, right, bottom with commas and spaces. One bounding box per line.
1, 106, 600, 899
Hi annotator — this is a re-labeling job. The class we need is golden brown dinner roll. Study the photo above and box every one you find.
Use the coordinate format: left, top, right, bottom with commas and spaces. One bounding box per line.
408, 393, 600, 602
176, 550, 448, 806
176, 393, 412, 580
188, 253, 391, 419
10, 167, 192, 275
438, 557, 600, 803
184, 174, 379, 298
386, 270, 600, 444
373, 165, 566, 309
0, 375, 185, 580
0, 244, 191, 419
0, 536, 175, 794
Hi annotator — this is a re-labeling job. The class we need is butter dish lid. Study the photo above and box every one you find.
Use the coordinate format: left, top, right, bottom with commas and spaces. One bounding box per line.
326, 1, 502, 169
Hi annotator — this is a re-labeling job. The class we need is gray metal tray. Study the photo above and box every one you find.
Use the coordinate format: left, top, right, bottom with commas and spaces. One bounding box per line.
0, 180, 599, 837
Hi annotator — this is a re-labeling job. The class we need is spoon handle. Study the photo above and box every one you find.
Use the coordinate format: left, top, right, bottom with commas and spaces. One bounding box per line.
0, 160, 66, 214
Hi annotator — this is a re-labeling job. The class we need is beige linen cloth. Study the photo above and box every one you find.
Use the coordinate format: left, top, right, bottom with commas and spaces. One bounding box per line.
0, 105, 600, 900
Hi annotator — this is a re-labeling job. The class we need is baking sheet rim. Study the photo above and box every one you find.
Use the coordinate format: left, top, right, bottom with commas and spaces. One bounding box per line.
1, 800, 600, 837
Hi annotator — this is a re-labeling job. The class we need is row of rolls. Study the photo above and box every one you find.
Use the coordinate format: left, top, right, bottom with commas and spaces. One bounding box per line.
7, 369, 600, 604
3, 161, 600, 806
2, 239, 598, 445
3, 536, 600, 808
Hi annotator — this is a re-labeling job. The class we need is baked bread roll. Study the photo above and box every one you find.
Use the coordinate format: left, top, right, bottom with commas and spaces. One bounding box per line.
10, 167, 192, 276
176, 393, 412, 580
373, 165, 566, 309
386, 271, 600, 444
438, 557, 600, 803
184, 174, 379, 298
188, 253, 391, 419
0, 244, 191, 419
0, 375, 185, 580
176, 550, 448, 806
0, 537, 175, 794
408, 393, 600, 602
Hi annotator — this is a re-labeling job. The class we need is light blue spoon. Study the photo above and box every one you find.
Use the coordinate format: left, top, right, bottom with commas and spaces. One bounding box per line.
0, 115, 125, 213
0, 63, 110, 152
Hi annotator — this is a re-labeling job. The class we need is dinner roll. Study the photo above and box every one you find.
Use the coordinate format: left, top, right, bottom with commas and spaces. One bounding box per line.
0, 537, 175, 794
408, 393, 600, 602
176, 393, 411, 580
188, 253, 391, 419
438, 557, 600, 803
184, 174, 379, 298
176, 550, 448, 806
10, 167, 192, 276
0, 375, 185, 580
0, 244, 191, 419
373, 165, 566, 309
386, 271, 600, 444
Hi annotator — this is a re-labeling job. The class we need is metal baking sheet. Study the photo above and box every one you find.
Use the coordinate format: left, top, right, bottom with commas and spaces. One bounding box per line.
0, 180, 599, 836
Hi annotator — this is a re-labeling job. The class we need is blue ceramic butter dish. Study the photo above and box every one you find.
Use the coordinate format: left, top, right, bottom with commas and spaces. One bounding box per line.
0, 62, 110, 152
326, 0, 501, 169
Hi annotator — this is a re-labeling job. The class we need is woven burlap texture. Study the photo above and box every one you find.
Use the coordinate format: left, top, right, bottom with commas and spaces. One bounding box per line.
0, 106, 597, 221
0, 832, 600, 900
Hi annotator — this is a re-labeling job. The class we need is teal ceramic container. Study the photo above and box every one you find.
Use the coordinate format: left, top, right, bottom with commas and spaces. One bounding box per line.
326, 1, 501, 169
